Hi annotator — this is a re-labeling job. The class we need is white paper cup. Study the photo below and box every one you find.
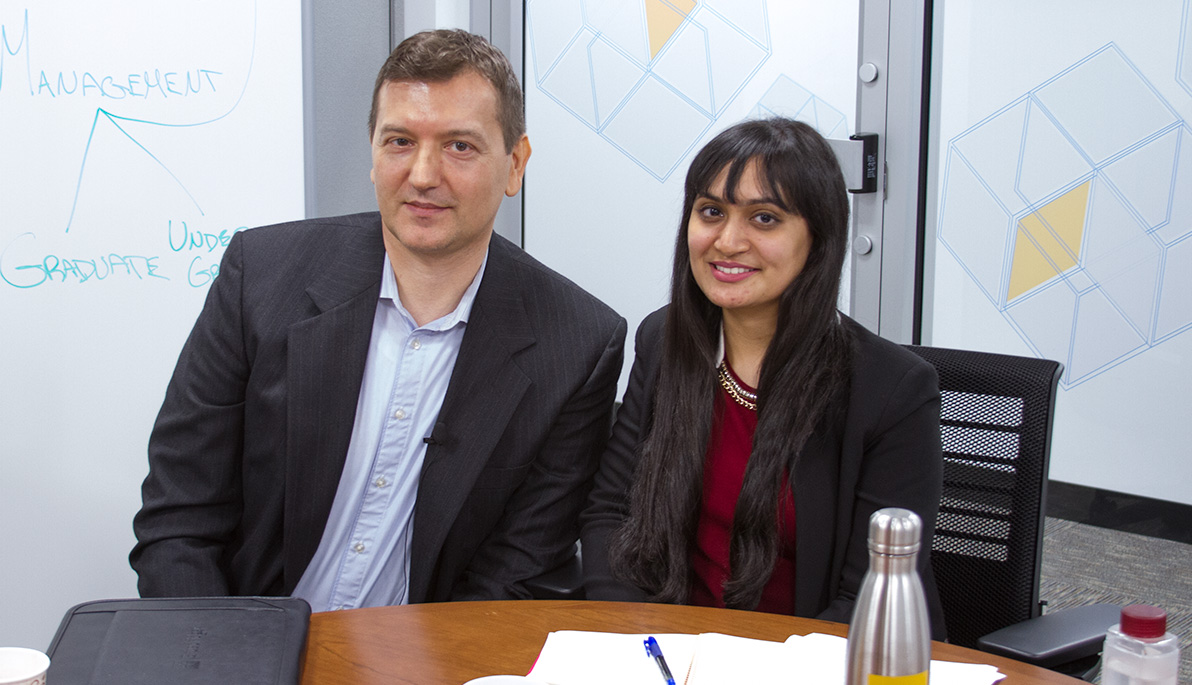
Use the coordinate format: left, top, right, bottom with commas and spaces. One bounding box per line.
0, 648, 49, 685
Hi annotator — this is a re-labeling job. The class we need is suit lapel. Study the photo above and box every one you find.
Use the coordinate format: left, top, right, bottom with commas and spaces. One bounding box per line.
408, 236, 536, 601
283, 218, 386, 590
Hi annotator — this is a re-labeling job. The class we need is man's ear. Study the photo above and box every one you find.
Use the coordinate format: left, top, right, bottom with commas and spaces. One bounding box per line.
505, 134, 532, 197
369, 130, 377, 185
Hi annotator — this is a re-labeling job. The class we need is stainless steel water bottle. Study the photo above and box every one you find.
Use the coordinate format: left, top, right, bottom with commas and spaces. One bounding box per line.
845, 507, 932, 685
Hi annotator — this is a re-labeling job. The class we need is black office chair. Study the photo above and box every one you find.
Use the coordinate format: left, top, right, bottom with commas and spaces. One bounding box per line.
904, 345, 1116, 680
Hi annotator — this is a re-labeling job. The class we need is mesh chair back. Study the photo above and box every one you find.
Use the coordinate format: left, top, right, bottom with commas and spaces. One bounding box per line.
904, 345, 1063, 648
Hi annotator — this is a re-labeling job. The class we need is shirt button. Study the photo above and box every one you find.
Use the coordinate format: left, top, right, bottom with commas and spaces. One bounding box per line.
394, 408, 407, 420
352, 542, 365, 553
374, 476, 389, 488
410, 339, 422, 350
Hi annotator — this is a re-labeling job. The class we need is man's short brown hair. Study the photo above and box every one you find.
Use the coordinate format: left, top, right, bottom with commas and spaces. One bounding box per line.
368, 29, 525, 153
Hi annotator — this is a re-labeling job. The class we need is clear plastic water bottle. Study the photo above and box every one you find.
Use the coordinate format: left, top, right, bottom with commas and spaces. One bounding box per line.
845, 508, 932, 685
1102, 604, 1179, 685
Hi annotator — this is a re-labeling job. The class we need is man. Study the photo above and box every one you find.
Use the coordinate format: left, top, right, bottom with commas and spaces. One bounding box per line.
130, 29, 626, 609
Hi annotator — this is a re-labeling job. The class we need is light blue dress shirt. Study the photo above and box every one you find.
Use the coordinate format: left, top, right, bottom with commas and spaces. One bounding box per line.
292, 253, 487, 612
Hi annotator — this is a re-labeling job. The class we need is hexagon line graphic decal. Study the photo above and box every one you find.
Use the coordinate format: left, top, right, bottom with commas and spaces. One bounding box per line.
528, 0, 771, 181
938, 44, 1192, 388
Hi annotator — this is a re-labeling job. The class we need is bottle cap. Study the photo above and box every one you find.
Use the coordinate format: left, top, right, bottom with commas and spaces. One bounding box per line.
867, 508, 922, 555
1120, 604, 1167, 638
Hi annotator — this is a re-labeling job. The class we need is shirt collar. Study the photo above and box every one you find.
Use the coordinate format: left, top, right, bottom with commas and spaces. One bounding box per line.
379, 251, 489, 332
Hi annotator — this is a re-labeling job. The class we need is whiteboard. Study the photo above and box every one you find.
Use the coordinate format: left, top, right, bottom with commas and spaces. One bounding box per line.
0, 0, 304, 648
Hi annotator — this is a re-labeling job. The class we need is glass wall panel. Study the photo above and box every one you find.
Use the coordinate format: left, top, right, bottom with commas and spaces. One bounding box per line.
924, 0, 1192, 504
523, 1, 860, 389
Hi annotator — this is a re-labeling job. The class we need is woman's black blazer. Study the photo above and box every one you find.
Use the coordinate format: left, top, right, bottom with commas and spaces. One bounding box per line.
580, 306, 947, 640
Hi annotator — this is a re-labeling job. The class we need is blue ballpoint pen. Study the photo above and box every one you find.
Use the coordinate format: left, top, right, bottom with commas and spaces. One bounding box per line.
644, 636, 676, 685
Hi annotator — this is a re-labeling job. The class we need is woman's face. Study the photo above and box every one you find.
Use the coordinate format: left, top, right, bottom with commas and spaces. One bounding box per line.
687, 160, 812, 321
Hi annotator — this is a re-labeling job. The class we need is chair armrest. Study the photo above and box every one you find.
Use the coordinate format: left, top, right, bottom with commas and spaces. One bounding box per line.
976, 603, 1120, 668
524, 553, 585, 600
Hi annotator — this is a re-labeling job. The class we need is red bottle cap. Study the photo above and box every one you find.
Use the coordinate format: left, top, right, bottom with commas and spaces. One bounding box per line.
1120, 604, 1167, 639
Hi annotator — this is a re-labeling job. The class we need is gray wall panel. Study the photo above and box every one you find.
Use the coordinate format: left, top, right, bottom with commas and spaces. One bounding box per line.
304, 0, 392, 219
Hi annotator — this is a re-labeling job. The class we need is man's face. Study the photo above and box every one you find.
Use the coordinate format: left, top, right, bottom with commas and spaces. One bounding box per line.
370, 71, 530, 263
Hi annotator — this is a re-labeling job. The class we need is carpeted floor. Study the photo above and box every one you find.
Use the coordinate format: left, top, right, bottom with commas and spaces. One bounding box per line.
1040, 518, 1191, 683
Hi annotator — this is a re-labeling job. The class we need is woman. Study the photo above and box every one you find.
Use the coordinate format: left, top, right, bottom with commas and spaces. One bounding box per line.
580, 118, 945, 638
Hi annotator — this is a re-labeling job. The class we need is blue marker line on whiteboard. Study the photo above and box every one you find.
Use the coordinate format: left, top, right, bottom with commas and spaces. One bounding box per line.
63, 0, 262, 233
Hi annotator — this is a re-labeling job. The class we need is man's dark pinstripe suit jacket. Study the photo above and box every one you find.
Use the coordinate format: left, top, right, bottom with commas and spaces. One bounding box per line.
130, 211, 626, 603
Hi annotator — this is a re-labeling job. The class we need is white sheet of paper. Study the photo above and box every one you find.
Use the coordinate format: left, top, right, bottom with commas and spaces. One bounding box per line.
785, 633, 1007, 685
528, 630, 1005, 685
527, 632, 698, 685
685, 633, 793, 684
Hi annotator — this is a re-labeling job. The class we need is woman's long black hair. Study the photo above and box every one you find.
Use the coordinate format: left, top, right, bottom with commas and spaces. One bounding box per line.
611, 118, 855, 610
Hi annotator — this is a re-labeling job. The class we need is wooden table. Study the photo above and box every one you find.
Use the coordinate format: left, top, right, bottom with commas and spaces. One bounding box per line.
300, 600, 1081, 684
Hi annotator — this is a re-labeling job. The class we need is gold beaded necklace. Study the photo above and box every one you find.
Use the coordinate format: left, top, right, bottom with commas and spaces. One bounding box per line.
717, 360, 757, 411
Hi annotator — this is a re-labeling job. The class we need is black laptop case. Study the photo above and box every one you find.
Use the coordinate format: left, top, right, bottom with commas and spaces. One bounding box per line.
45, 597, 310, 684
